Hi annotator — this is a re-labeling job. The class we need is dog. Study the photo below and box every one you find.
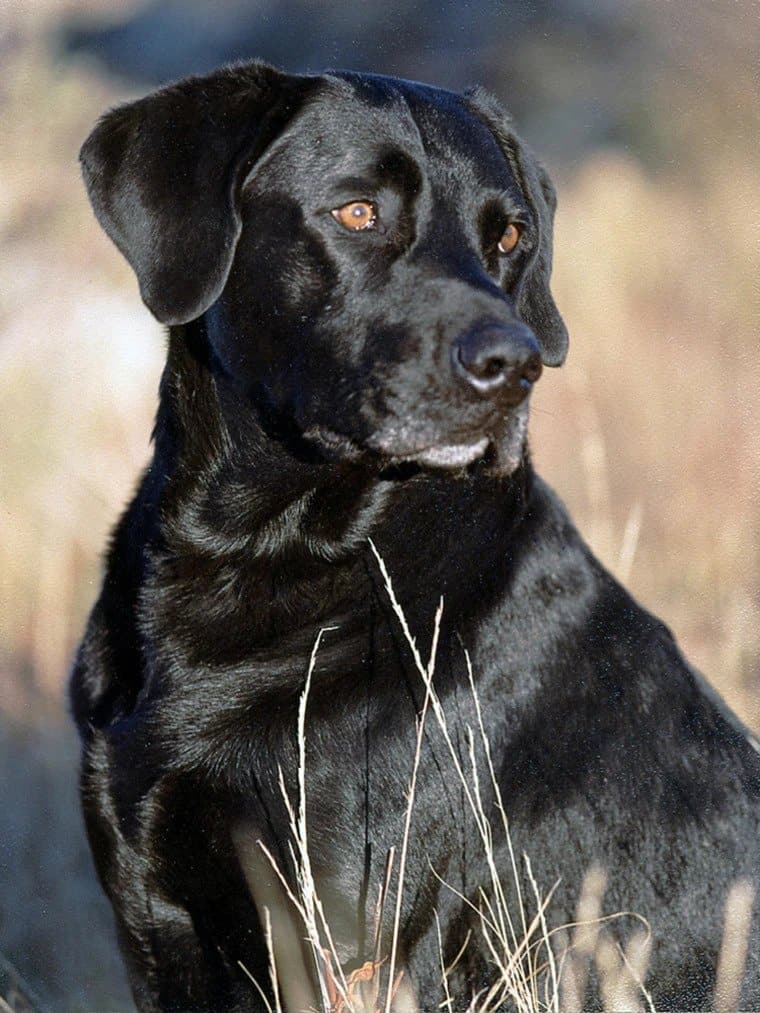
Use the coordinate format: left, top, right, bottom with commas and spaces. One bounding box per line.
71, 61, 759, 1010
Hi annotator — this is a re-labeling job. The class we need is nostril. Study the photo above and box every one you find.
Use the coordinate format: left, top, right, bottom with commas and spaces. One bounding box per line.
522, 352, 543, 385
455, 345, 507, 388
482, 356, 506, 380
453, 324, 542, 399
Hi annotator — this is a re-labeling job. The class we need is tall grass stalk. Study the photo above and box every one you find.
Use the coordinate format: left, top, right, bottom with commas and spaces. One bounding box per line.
370, 538, 561, 1011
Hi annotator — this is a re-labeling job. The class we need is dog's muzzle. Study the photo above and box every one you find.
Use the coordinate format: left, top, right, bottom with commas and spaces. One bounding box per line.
451, 322, 542, 403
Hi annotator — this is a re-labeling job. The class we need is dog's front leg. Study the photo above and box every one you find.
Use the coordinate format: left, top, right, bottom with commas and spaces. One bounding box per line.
80, 745, 264, 1011
113, 888, 219, 1012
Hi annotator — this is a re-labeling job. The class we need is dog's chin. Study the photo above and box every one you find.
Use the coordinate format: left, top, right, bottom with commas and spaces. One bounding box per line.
372, 406, 530, 478
303, 408, 529, 478
406, 438, 489, 470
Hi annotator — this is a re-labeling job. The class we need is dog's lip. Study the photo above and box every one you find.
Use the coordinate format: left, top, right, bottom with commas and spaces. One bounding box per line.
395, 438, 490, 469
367, 432, 493, 470
303, 425, 491, 470
302, 425, 365, 461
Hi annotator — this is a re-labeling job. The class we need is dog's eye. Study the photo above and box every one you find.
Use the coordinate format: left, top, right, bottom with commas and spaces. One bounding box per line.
331, 200, 378, 232
497, 223, 521, 255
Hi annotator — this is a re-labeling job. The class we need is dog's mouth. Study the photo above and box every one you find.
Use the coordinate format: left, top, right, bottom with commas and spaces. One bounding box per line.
304, 407, 528, 477
303, 426, 490, 470
400, 437, 490, 469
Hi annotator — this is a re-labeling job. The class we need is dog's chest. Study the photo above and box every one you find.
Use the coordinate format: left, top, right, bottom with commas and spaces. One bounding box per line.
139, 594, 493, 886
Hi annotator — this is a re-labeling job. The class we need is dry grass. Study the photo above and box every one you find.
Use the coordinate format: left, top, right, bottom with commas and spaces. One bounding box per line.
534, 153, 760, 730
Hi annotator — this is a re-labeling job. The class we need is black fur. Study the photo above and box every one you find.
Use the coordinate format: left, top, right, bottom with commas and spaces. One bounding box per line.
72, 61, 759, 1011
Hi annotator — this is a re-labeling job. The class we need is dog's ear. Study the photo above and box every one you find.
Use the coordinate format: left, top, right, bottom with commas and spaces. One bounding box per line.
465, 88, 569, 367
80, 62, 314, 325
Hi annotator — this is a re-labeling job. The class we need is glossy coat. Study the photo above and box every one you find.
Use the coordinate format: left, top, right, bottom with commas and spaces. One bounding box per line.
71, 62, 760, 1010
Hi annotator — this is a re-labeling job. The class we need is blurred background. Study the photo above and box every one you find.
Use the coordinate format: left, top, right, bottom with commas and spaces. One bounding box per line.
1, 1, 758, 1008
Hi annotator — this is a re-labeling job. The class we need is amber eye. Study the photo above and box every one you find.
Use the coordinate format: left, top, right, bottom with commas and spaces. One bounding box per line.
331, 200, 378, 232
497, 223, 521, 255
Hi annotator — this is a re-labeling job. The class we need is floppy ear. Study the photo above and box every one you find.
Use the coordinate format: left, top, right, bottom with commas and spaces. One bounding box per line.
464, 87, 569, 367
80, 62, 315, 325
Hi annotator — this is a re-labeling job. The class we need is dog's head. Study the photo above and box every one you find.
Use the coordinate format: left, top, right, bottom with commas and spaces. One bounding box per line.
81, 62, 567, 476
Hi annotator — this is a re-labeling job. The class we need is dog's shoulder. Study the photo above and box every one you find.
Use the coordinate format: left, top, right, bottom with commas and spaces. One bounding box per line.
515, 476, 760, 785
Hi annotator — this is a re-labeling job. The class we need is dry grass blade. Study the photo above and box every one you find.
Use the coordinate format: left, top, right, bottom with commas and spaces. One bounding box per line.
264, 908, 284, 1013
252, 626, 349, 1011
617, 501, 643, 584
595, 927, 654, 1013
372, 847, 396, 969
559, 864, 608, 1011
292, 627, 350, 1007
238, 954, 277, 1013
383, 588, 443, 1013
617, 931, 654, 1013
464, 650, 528, 953
715, 878, 756, 1013
596, 935, 631, 1012
596, 932, 655, 1013
368, 549, 564, 1011
524, 854, 559, 1010
368, 539, 429, 676
433, 911, 454, 1013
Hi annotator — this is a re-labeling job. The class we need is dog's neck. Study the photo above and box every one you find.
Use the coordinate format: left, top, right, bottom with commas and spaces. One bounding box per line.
148, 325, 536, 628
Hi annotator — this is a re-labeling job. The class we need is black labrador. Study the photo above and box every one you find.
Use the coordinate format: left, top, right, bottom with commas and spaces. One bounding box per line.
71, 61, 759, 1010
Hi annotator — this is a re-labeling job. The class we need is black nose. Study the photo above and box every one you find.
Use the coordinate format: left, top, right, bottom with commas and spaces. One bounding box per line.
452, 323, 543, 401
